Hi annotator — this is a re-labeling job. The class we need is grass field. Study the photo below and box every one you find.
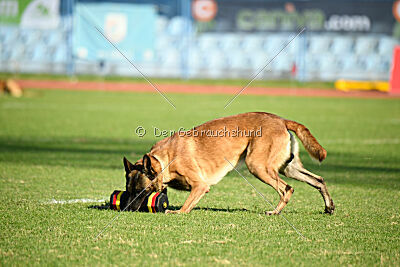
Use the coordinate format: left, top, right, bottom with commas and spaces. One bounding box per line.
0, 87, 399, 266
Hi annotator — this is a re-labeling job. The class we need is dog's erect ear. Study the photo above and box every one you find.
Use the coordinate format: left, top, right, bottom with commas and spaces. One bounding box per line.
142, 154, 152, 175
123, 157, 134, 173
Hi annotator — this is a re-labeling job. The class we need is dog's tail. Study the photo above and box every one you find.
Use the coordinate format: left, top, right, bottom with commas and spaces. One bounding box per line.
284, 120, 327, 162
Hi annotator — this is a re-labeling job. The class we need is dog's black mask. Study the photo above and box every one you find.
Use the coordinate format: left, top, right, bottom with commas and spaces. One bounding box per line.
123, 156, 157, 211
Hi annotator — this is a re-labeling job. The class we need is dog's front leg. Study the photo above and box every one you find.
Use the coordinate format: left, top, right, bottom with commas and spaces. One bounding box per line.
166, 183, 210, 214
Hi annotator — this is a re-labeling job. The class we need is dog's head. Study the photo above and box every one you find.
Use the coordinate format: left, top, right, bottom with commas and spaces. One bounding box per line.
123, 155, 161, 211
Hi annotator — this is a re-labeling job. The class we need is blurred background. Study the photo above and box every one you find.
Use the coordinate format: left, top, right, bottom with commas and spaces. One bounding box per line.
0, 0, 399, 82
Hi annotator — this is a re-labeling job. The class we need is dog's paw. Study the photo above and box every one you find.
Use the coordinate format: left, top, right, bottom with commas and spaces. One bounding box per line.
165, 209, 181, 214
325, 203, 335, 215
265, 210, 280, 216
324, 204, 335, 215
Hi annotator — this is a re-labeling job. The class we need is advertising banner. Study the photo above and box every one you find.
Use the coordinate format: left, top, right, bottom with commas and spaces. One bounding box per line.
198, 0, 398, 37
74, 3, 156, 62
0, 0, 60, 29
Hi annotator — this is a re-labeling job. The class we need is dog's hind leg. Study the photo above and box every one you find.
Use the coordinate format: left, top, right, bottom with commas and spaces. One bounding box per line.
245, 136, 294, 215
280, 156, 335, 214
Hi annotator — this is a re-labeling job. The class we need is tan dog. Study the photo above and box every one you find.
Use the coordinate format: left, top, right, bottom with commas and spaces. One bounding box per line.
124, 112, 334, 215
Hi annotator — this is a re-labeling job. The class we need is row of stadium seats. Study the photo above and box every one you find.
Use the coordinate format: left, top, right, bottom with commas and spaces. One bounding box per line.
0, 15, 398, 80
156, 15, 396, 55
154, 32, 394, 79
156, 32, 396, 57
0, 26, 68, 63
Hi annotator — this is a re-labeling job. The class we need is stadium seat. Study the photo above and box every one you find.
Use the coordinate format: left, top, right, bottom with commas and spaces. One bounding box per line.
378, 37, 398, 56
248, 50, 275, 71
32, 44, 50, 62
339, 55, 364, 72
19, 30, 40, 46
319, 55, 340, 73
228, 51, 250, 70
285, 36, 302, 56
53, 46, 67, 63
264, 34, 289, 54
160, 48, 180, 68
9, 44, 24, 61
45, 31, 65, 46
207, 50, 228, 70
331, 36, 354, 54
167, 16, 191, 36
274, 56, 293, 72
1, 48, 11, 61
188, 48, 207, 69
156, 33, 180, 51
308, 35, 331, 54
1, 27, 18, 45
156, 16, 169, 34
305, 54, 320, 72
156, 33, 171, 50
197, 33, 220, 52
360, 54, 385, 72
354, 36, 378, 55
242, 34, 265, 53
219, 33, 242, 51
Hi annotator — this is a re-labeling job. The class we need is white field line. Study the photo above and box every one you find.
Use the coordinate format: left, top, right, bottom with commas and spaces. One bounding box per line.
43, 198, 107, 205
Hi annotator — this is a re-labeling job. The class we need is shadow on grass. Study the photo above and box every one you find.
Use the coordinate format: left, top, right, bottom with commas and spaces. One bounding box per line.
88, 203, 251, 213
0, 137, 156, 169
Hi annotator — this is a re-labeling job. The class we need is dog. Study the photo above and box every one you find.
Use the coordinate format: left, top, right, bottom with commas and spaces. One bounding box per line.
123, 112, 335, 215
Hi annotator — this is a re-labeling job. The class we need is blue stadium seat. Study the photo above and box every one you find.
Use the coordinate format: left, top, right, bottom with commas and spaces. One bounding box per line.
188, 48, 206, 69
160, 48, 180, 68
167, 16, 191, 36
242, 34, 265, 53
156, 16, 168, 34
273, 55, 293, 72
32, 44, 50, 62
331, 36, 354, 54
360, 54, 385, 72
9, 44, 24, 61
354, 36, 378, 55
197, 33, 220, 52
206, 50, 228, 73
308, 35, 331, 54
249, 50, 275, 71
228, 51, 250, 70
264, 34, 288, 54
53, 46, 67, 63
319, 54, 340, 73
45, 31, 65, 46
1, 48, 11, 61
380, 57, 392, 73
285, 36, 302, 56
156, 33, 181, 51
1, 27, 18, 45
378, 37, 398, 56
305, 54, 320, 72
19, 30, 41, 46
156, 33, 172, 50
340, 55, 364, 72
219, 34, 242, 51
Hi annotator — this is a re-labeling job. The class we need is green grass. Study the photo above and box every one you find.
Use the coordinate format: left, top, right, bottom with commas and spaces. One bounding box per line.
0, 72, 335, 89
0, 88, 399, 266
